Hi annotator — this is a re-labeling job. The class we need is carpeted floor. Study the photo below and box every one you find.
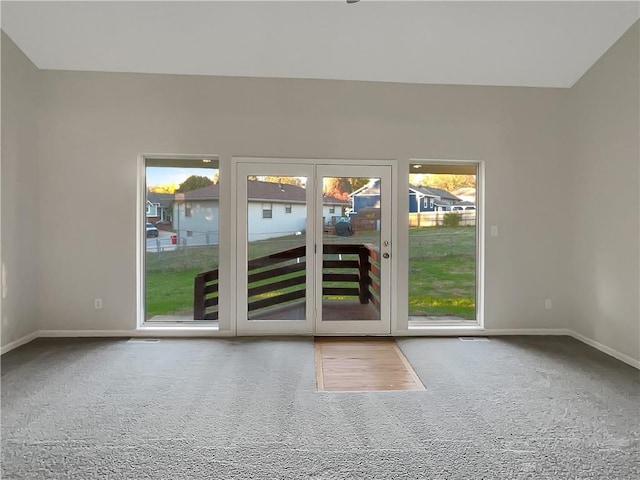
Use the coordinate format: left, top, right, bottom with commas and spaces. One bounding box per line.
1, 336, 638, 479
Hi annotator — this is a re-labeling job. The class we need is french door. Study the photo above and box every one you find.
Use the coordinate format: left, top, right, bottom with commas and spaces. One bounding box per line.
236, 162, 392, 335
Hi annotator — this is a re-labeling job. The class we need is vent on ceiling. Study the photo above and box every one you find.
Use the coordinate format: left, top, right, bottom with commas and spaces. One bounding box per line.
459, 337, 490, 342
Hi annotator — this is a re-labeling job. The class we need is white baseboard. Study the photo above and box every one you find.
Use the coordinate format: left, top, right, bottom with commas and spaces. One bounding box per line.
0, 331, 39, 355
402, 327, 572, 336
568, 330, 640, 369
5, 328, 639, 369
38, 328, 225, 338
479, 328, 573, 336
38, 330, 138, 338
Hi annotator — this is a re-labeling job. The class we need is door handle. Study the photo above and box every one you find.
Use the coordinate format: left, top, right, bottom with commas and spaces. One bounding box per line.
383, 252, 390, 259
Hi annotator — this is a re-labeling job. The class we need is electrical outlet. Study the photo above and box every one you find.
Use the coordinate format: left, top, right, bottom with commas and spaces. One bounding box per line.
490, 225, 498, 237
545, 299, 552, 310
94, 298, 103, 309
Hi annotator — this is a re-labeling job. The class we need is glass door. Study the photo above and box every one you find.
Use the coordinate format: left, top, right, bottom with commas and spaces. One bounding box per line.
236, 163, 315, 335
236, 162, 392, 335
315, 165, 392, 334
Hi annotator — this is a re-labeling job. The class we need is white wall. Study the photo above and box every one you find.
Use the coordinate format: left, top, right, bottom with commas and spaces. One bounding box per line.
2, 22, 637, 363
34, 68, 570, 332
566, 22, 640, 363
1, 33, 40, 348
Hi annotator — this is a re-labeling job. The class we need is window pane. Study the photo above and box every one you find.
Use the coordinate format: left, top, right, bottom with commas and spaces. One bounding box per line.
247, 176, 307, 321
408, 167, 478, 325
145, 158, 220, 322
321, 176, 380, 321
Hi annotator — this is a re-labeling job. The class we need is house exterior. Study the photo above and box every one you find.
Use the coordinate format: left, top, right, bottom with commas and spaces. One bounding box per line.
322, 195, 349, 225
146, 192, 173, 224
173, 181, 349, 245
351, 180, 462, 213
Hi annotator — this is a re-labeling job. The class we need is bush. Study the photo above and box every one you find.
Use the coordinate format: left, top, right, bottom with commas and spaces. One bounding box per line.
442, 212, 462, 227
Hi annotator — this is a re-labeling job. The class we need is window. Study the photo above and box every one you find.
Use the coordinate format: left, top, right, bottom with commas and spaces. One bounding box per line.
329, 206, 335, 214
408, 162, 479, 326
262, 203, 273, 219
285, 204, 292, 214
144, 155, 219, 323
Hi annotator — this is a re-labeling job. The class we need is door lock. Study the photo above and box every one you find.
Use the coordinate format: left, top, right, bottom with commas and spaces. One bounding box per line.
382, 252, 390, 259
383, 241, 390, 247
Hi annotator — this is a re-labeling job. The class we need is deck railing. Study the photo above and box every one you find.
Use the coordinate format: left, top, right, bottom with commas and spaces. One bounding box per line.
193, 268, 219, 320
193, 243, 381, 319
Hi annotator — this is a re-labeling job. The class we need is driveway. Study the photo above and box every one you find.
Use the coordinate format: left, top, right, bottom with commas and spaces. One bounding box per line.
146, 230, 177, 252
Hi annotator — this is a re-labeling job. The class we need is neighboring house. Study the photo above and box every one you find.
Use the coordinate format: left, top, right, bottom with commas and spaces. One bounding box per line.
351, 180, 461, 213
146, 192, 173, 224
424, 187, 461, 208
173, 181, 349, 245
322, 195, 349, 226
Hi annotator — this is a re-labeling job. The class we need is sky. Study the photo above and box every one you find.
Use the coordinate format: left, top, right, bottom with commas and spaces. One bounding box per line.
146, 167, 218, 186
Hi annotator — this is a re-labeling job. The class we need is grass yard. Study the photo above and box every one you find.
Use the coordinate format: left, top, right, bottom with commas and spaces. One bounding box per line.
145, 268, 203, 319
145, 225, 477, 320
408, 226, 476, 319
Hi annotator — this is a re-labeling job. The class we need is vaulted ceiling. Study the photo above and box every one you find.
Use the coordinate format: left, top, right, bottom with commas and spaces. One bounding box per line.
2, 1, 638, 88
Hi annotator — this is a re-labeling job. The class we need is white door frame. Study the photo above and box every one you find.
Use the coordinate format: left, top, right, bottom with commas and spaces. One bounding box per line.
233, 157, 397, 336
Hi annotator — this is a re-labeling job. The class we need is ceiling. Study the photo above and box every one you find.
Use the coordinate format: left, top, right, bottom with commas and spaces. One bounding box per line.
2, 1, 638, 88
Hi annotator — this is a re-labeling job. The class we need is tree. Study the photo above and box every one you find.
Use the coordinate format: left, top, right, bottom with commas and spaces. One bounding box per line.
148, 184, 178, 194
323, 177, 352, 200
246, 176, 304, 187
348, 178, 370, 193
261, 176, 304, 187
175, 175, 214, 193
411, 174, 475, 193
323, 177, 376, 200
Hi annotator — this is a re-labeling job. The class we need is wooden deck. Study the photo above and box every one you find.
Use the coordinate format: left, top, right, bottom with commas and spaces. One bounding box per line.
314, 337, 426, 392
248, 300, 380, 321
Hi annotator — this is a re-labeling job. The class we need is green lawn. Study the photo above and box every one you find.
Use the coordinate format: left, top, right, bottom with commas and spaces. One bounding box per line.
145, 226, 477, 320
408, 226, 476, 319
146, 268, 202, 318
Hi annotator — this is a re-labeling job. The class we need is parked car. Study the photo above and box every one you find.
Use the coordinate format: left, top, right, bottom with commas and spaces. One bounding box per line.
452, 205, 476, 211
146, 223, 159, 238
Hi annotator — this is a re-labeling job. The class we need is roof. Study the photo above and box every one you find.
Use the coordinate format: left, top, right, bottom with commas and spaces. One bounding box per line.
409, 184, 460, 202
423, 187, 460, 202
409, 185, 439, 198
175, 181, 348, 205
322, 195, 350, 206
175, 184, 220, 201
146, 192, 173, 207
